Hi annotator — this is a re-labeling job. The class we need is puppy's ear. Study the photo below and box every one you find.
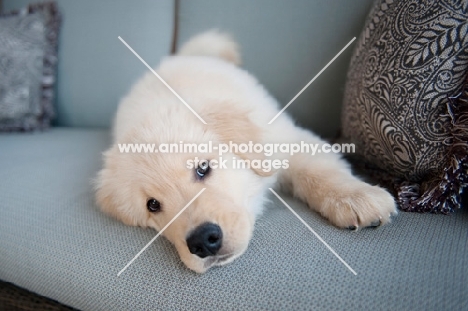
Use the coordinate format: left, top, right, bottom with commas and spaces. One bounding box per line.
205, 106, 276, 177
95, 149, 147, 227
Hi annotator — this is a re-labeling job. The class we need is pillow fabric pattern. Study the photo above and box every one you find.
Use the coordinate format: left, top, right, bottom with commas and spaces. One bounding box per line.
0, 2, 61, 131
341, 0, 468, 213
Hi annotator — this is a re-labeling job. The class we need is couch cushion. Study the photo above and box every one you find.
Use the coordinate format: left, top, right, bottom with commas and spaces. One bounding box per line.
0, 128, 467, 310
3, 0, 173, 128
177, 0, 374, 137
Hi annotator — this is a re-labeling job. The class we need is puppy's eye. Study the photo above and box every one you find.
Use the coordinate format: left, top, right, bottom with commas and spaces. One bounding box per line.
196, 160, 210, 179
146, 198, 161, 212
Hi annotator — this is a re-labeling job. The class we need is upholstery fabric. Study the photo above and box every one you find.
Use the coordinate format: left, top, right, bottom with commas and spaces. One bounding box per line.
177, 0, 374, 138
3, 0, 174, 128
0, 129, 466, 310
341, 0, 468, 213
0, 2, 61, 131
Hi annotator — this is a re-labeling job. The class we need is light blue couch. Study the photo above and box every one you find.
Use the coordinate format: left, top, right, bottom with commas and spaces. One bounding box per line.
1, 1, 467, 310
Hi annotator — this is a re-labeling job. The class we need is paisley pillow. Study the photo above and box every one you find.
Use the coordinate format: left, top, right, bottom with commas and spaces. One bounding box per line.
0, 2, 61, 131
341, 0, 468, 213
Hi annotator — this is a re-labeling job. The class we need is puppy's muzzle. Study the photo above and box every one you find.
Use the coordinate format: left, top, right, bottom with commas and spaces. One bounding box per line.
186, 223, 223, 258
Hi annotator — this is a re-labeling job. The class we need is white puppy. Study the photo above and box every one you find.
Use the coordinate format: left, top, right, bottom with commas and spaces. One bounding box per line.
96, 30, 397, 273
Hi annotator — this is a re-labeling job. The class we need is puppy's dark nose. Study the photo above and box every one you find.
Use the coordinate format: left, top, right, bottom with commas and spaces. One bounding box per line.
186, 223, 223, 258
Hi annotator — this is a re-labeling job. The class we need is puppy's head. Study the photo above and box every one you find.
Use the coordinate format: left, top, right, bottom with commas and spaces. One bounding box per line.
95, 110, 273, 273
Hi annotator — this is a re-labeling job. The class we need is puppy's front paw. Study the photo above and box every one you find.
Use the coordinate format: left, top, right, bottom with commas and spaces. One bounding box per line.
319, 183, 397, 230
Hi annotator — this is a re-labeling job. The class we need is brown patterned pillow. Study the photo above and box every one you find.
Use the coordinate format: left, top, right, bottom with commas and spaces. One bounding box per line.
341, 0, 468, 213
0, 2, 61, 131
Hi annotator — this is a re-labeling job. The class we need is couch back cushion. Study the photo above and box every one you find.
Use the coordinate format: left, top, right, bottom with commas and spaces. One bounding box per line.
177, 0, 373, 137
3, 0, 173, 128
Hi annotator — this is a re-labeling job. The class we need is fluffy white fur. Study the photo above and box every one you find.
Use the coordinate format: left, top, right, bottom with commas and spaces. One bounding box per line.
96, 30, 397, 273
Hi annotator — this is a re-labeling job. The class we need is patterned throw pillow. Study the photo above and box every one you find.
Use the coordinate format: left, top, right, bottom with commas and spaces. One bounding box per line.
341, 0, 468, 213
0, 2, 61, 131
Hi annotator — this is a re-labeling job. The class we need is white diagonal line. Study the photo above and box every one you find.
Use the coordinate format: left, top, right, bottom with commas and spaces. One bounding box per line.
269, 188, 357, 275
118, 36, 207, 124
117, 188, 206, 276
268, 37, 356, 124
